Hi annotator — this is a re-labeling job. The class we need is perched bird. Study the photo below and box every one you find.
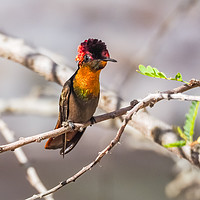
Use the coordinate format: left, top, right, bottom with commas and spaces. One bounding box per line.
45, 38, 117, 156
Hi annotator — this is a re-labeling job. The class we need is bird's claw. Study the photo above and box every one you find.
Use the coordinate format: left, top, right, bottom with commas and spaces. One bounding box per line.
62, 120, 75, 129
69, 121, 75, 129
90, 117, 96, 126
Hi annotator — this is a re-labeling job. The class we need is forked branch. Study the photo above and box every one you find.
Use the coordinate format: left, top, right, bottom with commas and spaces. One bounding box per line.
1, 33, 200, 199
26, 85, 200, 199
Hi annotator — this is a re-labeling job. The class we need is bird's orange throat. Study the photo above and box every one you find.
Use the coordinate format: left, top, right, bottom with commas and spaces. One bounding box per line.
73, 66, 101, 100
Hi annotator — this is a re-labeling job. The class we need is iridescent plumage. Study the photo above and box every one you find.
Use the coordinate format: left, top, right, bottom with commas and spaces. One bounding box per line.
45, 38, 116, 156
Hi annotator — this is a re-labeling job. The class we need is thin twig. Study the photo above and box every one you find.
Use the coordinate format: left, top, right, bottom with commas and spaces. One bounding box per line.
1, 91, 200, 154
0, 104, 133, 153
0, 33, 72, 86
1, 33, 200, 198
26, 108, 135, 200
0, 119, 54, 200
26, 91, 200, 199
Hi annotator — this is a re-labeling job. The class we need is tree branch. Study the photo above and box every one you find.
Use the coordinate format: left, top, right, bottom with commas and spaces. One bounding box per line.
1, 91, 200, 154
1, 90, 200, 199
26, 90, 200, 199
1, 33, 200, 199
0, 119, 54, 200
0, 104, 133, 153
0, 33, 72, 86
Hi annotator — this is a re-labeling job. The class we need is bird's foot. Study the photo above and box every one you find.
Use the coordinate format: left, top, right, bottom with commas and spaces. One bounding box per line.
90, 116, 96, 126
62, 120, 75, 129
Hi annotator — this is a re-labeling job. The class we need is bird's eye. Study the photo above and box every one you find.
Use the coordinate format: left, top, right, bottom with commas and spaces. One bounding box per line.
84, 54, 91, 62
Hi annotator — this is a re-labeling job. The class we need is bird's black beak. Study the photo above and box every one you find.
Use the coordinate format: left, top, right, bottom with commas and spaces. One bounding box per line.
102, 58, 117, 62
92, 57, 117, 70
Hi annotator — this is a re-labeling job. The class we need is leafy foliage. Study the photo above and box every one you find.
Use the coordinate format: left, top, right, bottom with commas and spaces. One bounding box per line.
137, 65, 200, 148
137, 65, 188, 83
164, 101, 199, 148
176, 126, 188, 141
183, 101, 199, 142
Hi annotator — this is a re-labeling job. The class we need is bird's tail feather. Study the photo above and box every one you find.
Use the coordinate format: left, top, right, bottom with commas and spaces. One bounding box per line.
60, 129, 85, 155
45, 118, 85, 155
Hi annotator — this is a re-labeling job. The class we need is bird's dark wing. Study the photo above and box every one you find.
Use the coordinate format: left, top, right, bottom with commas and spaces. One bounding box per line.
45, 79, 72, 151
59, 79, 72, 123
45, 76, 85, 155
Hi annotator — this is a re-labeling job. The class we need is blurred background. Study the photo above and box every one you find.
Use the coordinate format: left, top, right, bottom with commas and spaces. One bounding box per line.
0, 0, 200, 199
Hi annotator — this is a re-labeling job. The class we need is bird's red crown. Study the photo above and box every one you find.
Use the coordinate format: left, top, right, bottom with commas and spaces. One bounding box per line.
75, 39, 110, 63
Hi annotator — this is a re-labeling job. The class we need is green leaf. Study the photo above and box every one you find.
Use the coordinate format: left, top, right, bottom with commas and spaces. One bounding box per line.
144, 72, 154, 77
137, 65, 187, 83
183, 101, 200, 142
157, 72, 167, 79
152, 68, 160, 77
146, 65, 154, 74
138, 65, 147, 74
176, 126, 188, 141
152, 67, 159, 74
163, 140, 186, 148
175, 72, 183, 81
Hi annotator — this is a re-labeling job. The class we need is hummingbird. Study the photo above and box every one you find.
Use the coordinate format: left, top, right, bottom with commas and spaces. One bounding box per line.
45, 38, 117, 156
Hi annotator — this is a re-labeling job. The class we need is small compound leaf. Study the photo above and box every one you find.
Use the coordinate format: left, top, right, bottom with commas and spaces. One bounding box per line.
153, 67, 159, 74
175, 72, 183, 81
144, 72, 154, 77
138, 65, 147, 74
183, 101, 199, 142
146, 65, 154, 74
137, 65, 187, 83
152, 68, 160, 77
177, 126, 188, 141
163, 140, 186, 148
158, 72, 167, 79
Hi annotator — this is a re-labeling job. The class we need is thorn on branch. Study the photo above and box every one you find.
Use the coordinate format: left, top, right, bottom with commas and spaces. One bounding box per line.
130, 99, 139, 107
189, 78, 197, 86
60, 181, 67, 186
36, 137, 43, 143
149, 100, 155, 108
111, 140, 115, 147
90, 117, 96, 126
167, 94, 172, 100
